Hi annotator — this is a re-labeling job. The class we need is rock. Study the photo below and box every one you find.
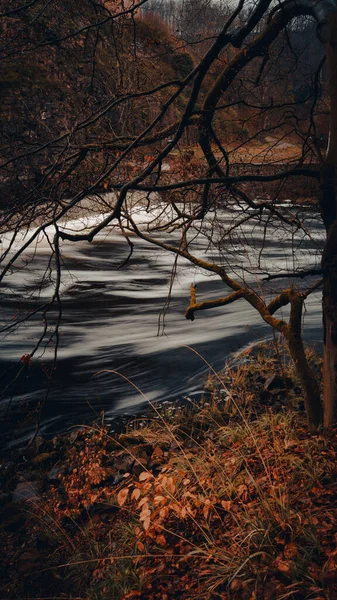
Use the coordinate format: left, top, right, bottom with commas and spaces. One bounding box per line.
25, 436, 47, 458
263, 374, 293, 393
68, 430, 83, 444
118, 434, 145, 446
111, 471, 125, 486
47, 465, 66, 483
109, 453, 135, 473
51, 435, 64, 451
12, 480, 43, 503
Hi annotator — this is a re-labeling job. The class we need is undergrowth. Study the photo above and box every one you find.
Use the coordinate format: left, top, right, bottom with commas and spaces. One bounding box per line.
3, 342, 337, 599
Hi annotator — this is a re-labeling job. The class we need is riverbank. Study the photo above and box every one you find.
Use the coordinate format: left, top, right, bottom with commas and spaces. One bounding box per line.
2, 344, 337, 600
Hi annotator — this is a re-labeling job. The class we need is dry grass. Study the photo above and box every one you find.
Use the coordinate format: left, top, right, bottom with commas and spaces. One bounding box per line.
3, 343, 337, 600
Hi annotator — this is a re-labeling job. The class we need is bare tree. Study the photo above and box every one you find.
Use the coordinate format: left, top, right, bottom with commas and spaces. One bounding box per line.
1, 0, 337, 429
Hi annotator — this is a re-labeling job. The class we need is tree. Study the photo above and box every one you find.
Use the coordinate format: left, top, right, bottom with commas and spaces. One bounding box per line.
1, 0, 337, 429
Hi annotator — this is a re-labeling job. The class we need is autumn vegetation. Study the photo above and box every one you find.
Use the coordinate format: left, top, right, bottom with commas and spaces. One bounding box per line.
2, 343, 337, 599
2, 1, 337, 597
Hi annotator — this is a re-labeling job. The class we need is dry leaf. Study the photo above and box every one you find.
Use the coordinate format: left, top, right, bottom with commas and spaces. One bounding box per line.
154, 495, 165, 505
275, 559, 290, 573
140, 508, 151, 521
137, 497, 149, 509
139, 472, 153, 482
221, 500, 232, 511
152, 446, 163, 459
156, 534, 166, 546
284, 542, 297, 559
117, 487, 129, 507
131, 488, 141, 501
137, 541, 145, 552
143, 517, 151, 531
230, 578, 242, 591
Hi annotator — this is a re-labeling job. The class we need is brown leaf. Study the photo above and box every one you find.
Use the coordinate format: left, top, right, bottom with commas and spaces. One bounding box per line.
230, 578, 242, 591
156, 534, 166, 546
143, 517, 151, 531
137, 497, 149, 509
153, 495, 166, 505
221, 500, 232, 511
139, 471, 153, 482
140, 508, 151, 521
131, 488, 141, 501
117, 487, 129, 507
152, 446, 163, 459
284, 542, 297, 559
274, 558, 290, 573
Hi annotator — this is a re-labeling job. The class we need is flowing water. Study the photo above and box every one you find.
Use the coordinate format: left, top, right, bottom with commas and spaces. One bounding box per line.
0, 204, 325, 447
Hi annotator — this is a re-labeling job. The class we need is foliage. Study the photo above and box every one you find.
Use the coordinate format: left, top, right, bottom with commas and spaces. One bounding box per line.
3, 346, 337, 599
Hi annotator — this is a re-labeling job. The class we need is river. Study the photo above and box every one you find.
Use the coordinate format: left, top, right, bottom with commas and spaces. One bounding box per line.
0, 203, 325, 448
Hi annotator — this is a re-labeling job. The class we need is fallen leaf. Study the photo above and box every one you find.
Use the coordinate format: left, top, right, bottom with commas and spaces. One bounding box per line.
284, 542, 297, 559
156, 534, 166, 546
140, 509, 151, 521
117, 488, 129, 507
131, 488, 141, 501
139, 472, 153, 482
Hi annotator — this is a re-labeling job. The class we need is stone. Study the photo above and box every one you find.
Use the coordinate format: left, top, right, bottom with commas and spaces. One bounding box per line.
47, 465, 65, 483
25, 436, 47, 458
12, 481, 42, 503
263, 374, 293, 393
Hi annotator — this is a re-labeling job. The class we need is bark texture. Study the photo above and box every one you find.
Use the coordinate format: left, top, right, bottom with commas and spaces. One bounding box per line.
321, 11, 337, 426
287, 294, 323, 427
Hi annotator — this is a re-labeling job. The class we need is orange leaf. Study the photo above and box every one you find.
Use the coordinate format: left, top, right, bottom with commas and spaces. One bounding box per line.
221, 500, 232, 511
21, 354, 32, 366
131, 488, 141, 501
138, 497, 149, 509
156, 534, 166, 546
275, 558, 290, 573
139, 472, 153, 482
117, 487, 129, 507
140, 509, 151, 521
152, 446, 163, 459
284, 543, 297, 559
154, 495, 166, 505
137, 541, 145, 552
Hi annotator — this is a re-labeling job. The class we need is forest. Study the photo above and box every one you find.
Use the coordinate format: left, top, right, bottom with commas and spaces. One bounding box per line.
1, 0, 337, 598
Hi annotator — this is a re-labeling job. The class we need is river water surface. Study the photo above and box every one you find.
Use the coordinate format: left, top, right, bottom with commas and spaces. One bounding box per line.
0, 204, 325, 447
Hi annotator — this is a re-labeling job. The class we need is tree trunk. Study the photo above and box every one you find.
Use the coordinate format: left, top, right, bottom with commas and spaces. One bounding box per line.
287, 295, 323, 427
321, 13, 337, 426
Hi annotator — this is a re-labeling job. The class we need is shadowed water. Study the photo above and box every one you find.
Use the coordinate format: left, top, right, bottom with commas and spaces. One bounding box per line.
0, 207, 325, 447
